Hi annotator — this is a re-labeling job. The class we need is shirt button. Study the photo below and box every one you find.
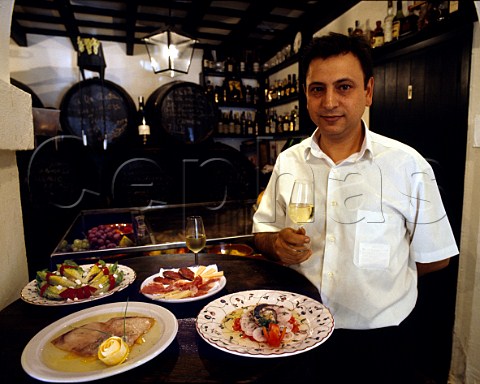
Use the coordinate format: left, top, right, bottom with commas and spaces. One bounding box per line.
327, 272, 334, 278
328, 235, 336, 243
331, 201, 337, 206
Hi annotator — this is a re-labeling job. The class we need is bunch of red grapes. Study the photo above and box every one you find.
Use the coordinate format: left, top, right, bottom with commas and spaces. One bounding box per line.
87, 225, 122, 250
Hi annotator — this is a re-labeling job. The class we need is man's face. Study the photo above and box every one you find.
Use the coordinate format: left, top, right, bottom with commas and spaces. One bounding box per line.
305, 52, 374, 141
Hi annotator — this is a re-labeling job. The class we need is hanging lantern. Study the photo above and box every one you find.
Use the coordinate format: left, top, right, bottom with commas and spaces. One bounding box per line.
143, 28, 198, 77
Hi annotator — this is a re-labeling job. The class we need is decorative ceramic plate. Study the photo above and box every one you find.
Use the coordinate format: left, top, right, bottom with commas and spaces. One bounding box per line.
140, 265, 226, 303
20, 264, 136, 306
196, 289, 334, 358
21, 301, 178, 382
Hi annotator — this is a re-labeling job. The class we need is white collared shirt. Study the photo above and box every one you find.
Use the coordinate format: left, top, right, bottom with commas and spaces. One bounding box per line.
252, 124, 459, 329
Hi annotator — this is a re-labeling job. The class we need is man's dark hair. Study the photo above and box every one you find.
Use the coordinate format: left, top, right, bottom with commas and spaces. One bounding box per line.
301, 32, 373, 88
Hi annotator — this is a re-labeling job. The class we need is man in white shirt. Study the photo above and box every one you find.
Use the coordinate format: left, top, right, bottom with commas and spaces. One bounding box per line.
253, 32, 458, 383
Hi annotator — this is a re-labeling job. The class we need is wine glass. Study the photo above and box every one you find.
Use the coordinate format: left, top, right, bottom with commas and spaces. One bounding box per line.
185, 216, 206, 265
288, 179, 315, 229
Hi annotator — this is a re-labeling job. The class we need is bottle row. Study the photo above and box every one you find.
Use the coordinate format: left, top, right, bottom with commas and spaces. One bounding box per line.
203, 49, 261, 75
265, 107, 300, 135
215, 105, 301, 137
217, 110, 259, 136
350, 1, 460, 49
205, 78, 262, 106
265, 74, 299, 103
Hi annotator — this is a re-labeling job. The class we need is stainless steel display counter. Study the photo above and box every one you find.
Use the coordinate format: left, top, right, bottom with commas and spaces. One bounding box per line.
51, 199, 256, 267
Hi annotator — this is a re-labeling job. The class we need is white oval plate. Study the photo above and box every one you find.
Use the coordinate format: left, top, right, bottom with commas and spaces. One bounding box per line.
21, 301, 178, 382
140, 265, 226, 303
20, 264, 136, 306
196, 289, 334, 358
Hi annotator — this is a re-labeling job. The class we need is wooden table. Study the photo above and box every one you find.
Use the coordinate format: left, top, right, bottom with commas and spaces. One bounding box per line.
0, 254, 329, 383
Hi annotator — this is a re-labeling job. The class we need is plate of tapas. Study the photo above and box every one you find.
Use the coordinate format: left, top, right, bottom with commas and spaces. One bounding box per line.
140, 264, 226, 303
196, 289, 334, 358
20, 260, 136, 306
21, 301, 178, 382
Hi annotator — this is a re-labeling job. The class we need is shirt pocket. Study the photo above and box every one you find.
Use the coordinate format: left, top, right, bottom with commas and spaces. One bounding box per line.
353, 210, 404, 270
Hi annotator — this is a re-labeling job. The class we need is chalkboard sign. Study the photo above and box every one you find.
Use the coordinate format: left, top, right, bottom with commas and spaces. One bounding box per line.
60, 78, 136, 150
146, 81, 217, 144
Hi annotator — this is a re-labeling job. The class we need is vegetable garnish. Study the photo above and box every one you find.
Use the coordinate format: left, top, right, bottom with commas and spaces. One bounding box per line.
97, 336, 129, 366
35, 260, 124, 301
98, 299, 130, 366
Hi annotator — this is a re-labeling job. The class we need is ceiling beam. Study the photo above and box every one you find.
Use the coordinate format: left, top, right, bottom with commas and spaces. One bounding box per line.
10, 18, 28, 47
53, 0, 80, 50
125, 2, 138, 55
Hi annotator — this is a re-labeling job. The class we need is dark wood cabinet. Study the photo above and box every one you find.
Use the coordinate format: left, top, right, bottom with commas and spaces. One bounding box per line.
371, 23, 472, 242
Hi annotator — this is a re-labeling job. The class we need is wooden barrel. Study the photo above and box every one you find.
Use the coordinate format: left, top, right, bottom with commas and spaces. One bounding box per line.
145, 81, 217, 144
59, 78, 136, 150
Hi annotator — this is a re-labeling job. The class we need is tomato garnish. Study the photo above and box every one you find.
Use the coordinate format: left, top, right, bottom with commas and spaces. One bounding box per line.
39, 282, 49, 297
263, 323, 285, 348
108, 275, 116, 290
233, 317, 242, 332
289, 316, 300, 333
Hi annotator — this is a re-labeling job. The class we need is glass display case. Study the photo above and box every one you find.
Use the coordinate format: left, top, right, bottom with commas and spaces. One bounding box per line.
51, 199, 256, 266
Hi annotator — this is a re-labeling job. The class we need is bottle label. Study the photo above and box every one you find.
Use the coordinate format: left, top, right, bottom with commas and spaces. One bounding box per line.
384, 24, 392, 42
372, 36, 385, 48
392, 21, 400, 39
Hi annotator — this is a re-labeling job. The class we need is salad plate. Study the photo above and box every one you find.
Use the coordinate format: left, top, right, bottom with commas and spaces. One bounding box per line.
140, 265, 226, 303
196, 289, 334, 358
20, 264, 136, 306
21, 301, 178, 382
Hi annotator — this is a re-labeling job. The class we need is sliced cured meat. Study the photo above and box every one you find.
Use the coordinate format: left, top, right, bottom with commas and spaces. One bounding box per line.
153, 276, 174, 284
178, 267, 195, 281
51, 316, 155, 357
162, 270, 182, 280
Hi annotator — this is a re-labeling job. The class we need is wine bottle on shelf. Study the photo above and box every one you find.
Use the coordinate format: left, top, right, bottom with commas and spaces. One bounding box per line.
202, 48, 214, 71
228, 110, 235, 134
392, 1, 405, 40
217, 112, 224, 134
291, 74, 298, 96
224, 56, 236, 74
246, 112, 254, 135
137, 96, 150, 145
384, 1, 394, 43
283, 113, 290, 132
234, 112, 241, 134
371, 21, 384, 48
352, 20, 363, 37
404, 5, 419, 35
265, 112, 271, 134
291, 105, 299, 131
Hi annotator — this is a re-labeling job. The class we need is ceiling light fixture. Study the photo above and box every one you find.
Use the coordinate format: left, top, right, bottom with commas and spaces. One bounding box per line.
142, 6, 198, 77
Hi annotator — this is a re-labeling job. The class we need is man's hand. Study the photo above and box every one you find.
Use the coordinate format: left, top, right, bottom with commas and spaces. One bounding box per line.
254, 227, 312, 265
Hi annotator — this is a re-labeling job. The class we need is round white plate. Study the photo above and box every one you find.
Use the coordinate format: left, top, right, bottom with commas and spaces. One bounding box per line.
140, 265, 226, 303
20, 264, 136, 306
21, 301, 178, 382
196, 289, 334, 358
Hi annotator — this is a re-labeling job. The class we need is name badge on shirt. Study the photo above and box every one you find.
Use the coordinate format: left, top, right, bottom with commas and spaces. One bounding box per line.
357, 242, 391, 269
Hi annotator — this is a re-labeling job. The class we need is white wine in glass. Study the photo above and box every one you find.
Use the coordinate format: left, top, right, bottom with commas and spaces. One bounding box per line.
288, 180, 314, 227
185, 216, 206, 265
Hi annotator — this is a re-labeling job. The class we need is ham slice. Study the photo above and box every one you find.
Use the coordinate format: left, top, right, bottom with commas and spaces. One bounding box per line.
51, 316, 155, 357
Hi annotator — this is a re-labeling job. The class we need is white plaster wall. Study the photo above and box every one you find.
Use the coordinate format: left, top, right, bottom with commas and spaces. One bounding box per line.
9, 34, 203, 110
449, 3, 480, 383
0, 0, 32, 311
